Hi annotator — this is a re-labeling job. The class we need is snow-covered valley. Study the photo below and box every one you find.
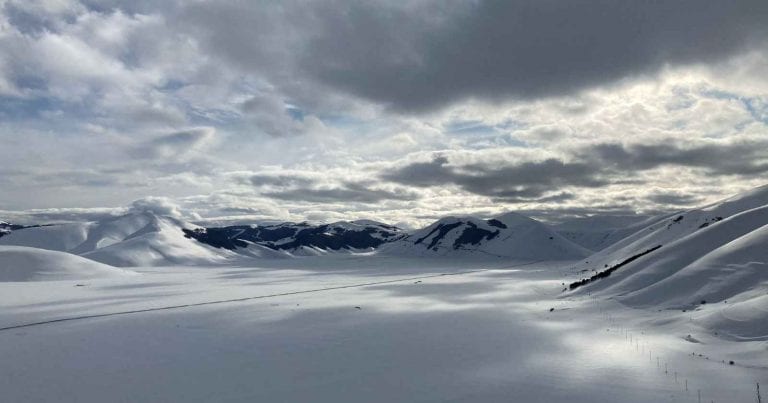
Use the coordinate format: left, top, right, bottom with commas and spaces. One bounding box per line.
2, 186, 768, 402
1, 256, 764, 402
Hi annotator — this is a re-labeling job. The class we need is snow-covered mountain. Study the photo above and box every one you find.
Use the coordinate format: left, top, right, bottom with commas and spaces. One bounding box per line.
184, 220, 404, 255
0, 211, 231, 267
383, 212, 590, 260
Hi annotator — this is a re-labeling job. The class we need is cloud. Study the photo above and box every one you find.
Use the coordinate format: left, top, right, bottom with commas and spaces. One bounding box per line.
1, 1, 767, 226
263, 182, 418, 204
131, 127, 216, 160
181, 0, 768, 112
128, 196, 183, 218
381, 155, 607, 202
583, 140, 768, 176
0, 207, 120, 225
645, 193, 703, 206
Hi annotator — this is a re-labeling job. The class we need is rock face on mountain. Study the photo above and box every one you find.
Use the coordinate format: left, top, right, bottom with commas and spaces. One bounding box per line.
382, 212, 590, 260
183, 220, 405, 253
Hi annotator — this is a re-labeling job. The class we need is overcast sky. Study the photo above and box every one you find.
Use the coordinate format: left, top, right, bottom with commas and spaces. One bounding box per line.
1, 0, 767, 228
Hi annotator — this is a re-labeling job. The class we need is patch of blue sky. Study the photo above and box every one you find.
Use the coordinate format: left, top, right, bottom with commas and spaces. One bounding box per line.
700, 89, 767, 124
156, 79, 188, 92
286, 105, 305, 121
444, 119, 497, 135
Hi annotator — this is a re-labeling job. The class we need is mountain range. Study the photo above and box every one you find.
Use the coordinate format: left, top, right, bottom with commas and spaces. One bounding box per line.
2, 184, 768, 338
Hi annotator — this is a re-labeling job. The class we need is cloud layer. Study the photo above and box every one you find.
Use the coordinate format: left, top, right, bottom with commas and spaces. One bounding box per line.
0, 1, 767, 227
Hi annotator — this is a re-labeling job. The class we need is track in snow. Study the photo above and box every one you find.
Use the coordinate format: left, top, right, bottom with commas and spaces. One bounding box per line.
0, 260, 545, 332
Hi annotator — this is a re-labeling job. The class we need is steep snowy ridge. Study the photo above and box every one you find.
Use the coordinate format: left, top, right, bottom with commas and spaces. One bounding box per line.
184, 220, 404, 254
384, 212, 590, 260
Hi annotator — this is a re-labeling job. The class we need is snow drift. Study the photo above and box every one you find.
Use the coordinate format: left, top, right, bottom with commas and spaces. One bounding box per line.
0, 245, 135, 282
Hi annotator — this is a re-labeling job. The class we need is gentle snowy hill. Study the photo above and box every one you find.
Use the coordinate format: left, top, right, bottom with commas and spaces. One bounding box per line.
383, 212, 590, 260
574, 184, 768, 274
0, 245, 135, 281
576, 204, 768, 303
184, 220, 404, 254
0, 212, 231, 267
567, 185, 768, 341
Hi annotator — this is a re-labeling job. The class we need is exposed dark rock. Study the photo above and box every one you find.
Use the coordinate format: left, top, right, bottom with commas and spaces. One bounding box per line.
452, 222, 499, 249
184, 221, 404, 252
486, 219, 508, 229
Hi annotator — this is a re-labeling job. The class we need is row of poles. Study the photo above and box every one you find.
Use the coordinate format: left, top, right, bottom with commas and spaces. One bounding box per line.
589, 295, 763, 403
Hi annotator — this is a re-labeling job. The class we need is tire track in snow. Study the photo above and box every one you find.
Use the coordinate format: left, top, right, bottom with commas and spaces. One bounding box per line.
0, 260, 545, 332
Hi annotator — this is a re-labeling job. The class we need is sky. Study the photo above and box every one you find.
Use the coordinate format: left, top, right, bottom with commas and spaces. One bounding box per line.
1, 0, 767, 228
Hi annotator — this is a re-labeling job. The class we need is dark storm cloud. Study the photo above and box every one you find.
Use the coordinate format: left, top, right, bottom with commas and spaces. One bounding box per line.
585, 141, 768, 176
383, 139, 768, 202
306, 1, 767, 111
381, 156, 608, 202
264, 182, 418, 204
177, 0, 768, 112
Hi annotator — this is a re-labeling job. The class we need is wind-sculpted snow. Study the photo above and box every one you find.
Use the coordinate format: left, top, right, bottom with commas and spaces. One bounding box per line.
0, 212, 229, 267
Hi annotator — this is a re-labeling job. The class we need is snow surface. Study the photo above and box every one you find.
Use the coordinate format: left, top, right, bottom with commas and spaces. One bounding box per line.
2, 185, 768, 401
0, 256, 764, 402
0, 212, 232, 267
0, 245, 135, 281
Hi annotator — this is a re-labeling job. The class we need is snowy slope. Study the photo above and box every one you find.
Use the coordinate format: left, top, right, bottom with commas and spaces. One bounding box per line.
554, 214, 666, 251
575, 184, 768, 272
576, 204, 768, 303
384, 212, 590, 260
0, 212, 232, 267
0, 245, 135, 281
81, 214, 232, 267
563, 185, 768, 342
